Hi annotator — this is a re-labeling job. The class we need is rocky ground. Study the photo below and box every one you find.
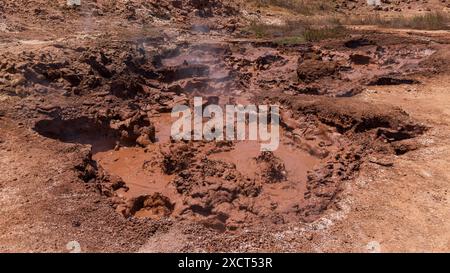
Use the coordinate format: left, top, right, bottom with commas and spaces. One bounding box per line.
0, 0, 449, 252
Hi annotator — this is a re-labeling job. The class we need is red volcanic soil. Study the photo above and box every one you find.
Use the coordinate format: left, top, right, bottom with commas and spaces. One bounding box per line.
0, 0, 449, 252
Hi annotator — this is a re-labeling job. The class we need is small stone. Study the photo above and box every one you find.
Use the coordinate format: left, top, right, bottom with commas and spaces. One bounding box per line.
71, 220, 81, 227
11, 75, 26, 87
366, 241, 381, 253
419, 170, 432, 178
67, 0, 81, 7
136, 134, 152, 147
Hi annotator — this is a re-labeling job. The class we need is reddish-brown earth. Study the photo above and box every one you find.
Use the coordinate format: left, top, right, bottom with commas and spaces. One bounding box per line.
0, 0, 449, 252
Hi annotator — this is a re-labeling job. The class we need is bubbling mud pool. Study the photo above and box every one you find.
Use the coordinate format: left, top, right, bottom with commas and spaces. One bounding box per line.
30, 37, 379, 230
91, 113, 324, 230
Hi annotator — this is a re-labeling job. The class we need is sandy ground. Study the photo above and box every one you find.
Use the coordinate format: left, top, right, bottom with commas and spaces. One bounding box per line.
307, 74, 450, 253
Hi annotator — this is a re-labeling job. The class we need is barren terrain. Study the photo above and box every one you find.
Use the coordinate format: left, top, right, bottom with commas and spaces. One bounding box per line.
0, 0, 449, 252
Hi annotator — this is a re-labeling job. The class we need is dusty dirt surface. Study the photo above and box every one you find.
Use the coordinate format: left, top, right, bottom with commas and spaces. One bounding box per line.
0, 1, 449, 252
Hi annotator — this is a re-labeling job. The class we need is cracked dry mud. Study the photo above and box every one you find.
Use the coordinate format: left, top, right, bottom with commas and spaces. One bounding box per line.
0, 0, 449, 252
